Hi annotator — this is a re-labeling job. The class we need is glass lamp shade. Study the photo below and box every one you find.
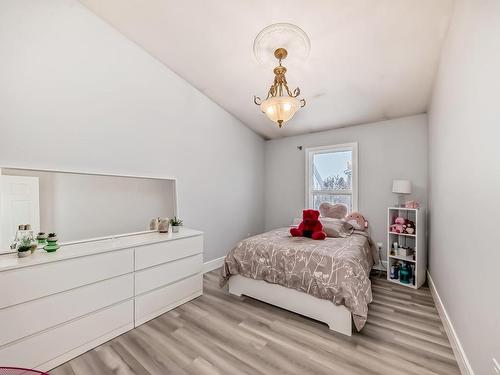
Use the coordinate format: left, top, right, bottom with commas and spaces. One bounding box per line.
260, 96, 300, 127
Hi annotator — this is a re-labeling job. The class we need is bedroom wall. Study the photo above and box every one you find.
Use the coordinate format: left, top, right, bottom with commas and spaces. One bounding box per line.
264, 114, 428, 260
0, 0, 265, 263
428, 0, 500, 373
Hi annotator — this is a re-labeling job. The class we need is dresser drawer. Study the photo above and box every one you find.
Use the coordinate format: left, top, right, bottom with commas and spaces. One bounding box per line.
135, 254, 202, 295
134, 235, 203, 270
135, 273, 202, 326
0, 274, 133, 347
0, 249, 134, 309
0, 300, 133, 371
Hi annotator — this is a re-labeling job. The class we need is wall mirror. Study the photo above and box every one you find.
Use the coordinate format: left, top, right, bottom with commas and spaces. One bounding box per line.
0, 168, 177, 253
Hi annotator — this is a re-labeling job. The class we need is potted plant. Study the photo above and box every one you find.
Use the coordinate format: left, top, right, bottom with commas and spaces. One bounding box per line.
170, 217, 183, 233
17, 237, 33, 258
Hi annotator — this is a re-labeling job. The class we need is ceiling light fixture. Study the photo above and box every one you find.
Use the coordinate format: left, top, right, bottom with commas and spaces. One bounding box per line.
253, 48, 306, 128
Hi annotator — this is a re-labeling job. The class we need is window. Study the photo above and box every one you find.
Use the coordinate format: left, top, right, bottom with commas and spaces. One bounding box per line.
305, 143, 358, 212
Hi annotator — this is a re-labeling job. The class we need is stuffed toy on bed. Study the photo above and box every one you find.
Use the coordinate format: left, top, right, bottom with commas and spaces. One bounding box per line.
290, 209, 326, 240
346, 212, 368, 230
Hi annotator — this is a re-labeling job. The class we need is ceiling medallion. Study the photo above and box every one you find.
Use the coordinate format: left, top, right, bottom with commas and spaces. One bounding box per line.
253, 23, 310, 65
253, 47, 306, 128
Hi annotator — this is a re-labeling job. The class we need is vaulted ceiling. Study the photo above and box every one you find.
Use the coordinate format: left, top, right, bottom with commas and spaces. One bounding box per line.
79, 0, 453, 139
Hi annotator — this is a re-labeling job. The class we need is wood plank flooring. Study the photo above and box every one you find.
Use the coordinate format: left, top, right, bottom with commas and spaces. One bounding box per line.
51, 270, 460, 375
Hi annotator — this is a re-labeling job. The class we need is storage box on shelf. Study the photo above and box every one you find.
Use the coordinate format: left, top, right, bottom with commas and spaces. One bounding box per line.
387, 207, 426, 289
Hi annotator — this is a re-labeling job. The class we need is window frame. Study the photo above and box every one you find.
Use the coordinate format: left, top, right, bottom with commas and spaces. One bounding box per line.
305, 142, 358, 212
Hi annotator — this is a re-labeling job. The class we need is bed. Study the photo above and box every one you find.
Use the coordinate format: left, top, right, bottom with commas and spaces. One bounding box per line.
220, 228, 375, 336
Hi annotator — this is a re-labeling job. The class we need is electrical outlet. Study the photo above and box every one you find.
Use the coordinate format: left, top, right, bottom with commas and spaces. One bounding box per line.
493, 358, 500, 374
376, 242, 383, 251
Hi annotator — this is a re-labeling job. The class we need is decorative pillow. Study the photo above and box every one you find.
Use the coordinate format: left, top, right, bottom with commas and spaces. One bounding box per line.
319, 203, 348, 219
319, 218, 354, 238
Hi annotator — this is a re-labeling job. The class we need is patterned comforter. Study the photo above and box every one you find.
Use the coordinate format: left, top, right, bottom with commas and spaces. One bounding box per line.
220, 228, 375, 331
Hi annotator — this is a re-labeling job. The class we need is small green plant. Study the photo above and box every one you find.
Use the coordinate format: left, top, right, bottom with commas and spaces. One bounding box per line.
170, 217, 183, 226
18, 237, 32, 252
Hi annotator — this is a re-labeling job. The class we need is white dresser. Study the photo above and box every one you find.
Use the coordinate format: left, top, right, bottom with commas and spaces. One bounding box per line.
0, 229, 203, 371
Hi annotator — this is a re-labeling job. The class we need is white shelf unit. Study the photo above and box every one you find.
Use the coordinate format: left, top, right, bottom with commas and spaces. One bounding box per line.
386, 207, 426, 289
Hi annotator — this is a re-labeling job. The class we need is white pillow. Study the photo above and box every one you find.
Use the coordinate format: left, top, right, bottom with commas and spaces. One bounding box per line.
320, 218, 354, 238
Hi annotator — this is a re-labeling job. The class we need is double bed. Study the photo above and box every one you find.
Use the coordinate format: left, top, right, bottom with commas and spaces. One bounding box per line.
220, 227, 375, 336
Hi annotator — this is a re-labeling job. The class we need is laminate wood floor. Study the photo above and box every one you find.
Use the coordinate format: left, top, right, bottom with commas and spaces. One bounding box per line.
52, 270, 460, 375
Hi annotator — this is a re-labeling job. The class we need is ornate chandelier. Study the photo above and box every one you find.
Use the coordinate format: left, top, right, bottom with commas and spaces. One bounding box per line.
253, 48, 306, 128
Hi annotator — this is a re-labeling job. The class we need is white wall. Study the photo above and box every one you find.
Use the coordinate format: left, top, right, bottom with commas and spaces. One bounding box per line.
265, 114, 428, 258
0, 0, 265, 262
428, 1, 500, 373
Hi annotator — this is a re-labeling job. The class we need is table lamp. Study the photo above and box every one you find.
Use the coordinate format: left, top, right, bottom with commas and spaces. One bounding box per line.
392, 180, 411, 207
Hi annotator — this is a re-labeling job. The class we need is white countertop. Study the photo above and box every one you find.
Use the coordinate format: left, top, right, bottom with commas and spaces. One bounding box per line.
0, 228, 203, 272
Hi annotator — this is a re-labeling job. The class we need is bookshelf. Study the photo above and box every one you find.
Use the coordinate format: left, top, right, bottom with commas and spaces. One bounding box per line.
386, 207, 426, 289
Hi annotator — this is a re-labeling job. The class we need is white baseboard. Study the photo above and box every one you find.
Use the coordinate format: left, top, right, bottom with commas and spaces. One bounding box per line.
203, 256, 225, 273
427, 271, 474, 375
372, 260, 388, 271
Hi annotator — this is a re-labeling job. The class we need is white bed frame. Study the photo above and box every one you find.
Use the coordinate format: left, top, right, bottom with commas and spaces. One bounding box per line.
228, 275, 352, 336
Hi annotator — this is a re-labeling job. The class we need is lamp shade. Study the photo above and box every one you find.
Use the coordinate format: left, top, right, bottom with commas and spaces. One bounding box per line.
392, 180, 412, 194
260, 96, 300, 126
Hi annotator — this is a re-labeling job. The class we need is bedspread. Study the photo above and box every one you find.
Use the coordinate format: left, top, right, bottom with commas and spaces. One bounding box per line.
220, 228, 374, 331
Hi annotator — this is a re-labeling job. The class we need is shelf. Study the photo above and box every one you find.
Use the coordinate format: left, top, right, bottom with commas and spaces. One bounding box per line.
387, 277, 417, 289
388, 231, 416, 238
389, 254, 415, 262
387, 205, 426, 290
388, 207, 420, 211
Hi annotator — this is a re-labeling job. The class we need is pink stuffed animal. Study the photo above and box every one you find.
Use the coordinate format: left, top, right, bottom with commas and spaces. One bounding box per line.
390, 216, 407, 233
346, 212, 368, 230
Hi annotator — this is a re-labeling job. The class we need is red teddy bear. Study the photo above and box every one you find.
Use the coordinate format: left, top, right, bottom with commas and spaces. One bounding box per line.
290, 209, 326, 240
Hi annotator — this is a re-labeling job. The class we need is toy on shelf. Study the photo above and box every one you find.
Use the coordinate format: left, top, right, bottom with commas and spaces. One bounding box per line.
390, 216, 406, 233
405, 220, 415, 234
390, 216, 416, 235
404, 201, 420, 209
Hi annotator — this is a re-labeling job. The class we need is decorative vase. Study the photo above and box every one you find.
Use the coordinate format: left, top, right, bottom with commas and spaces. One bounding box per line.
44, 234, 59, 252
399, 264, 410, 284
37, 233, 48, 246
172, 226, 180, 233
158, 218, 170, 233
149, 218, 160, 231
17, 250, 31, 258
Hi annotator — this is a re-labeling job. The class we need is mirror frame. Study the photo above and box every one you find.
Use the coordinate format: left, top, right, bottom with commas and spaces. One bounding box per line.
0, 166, 178, 254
